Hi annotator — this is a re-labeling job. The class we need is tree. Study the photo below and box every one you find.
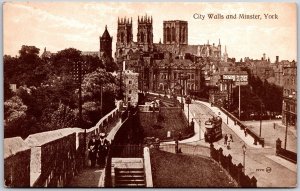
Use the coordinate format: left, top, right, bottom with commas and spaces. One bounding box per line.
52, 48, 82, 76
82, 68, 119, 126
4, 96, 28, 137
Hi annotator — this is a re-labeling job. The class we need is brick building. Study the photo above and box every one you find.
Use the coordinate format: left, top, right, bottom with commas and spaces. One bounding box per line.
282, 61, 297, 127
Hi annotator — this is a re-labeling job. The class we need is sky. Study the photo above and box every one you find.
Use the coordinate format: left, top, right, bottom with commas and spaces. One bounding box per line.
3, 2, 297, 62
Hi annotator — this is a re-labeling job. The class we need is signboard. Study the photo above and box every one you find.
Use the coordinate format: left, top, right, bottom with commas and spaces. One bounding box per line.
223, 74, 248, 82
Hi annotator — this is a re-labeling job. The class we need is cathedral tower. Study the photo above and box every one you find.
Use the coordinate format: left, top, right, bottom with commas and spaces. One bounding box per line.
137, 14, 153, 52
100, 25, 113, 59
163, 20, 188, 45
116, 17, 133, 58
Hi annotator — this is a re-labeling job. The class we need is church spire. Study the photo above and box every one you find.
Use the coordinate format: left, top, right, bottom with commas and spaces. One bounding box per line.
218, 38, 221, 46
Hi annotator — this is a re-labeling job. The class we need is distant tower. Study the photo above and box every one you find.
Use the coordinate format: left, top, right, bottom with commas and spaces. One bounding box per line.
223, 46, 228, 62
137, 14, 153, 51
163, 20, 188, 45
218, 39, 222, 58
100, 25, 113, 59
263, 53, 266, 60
116, 17, 133, 58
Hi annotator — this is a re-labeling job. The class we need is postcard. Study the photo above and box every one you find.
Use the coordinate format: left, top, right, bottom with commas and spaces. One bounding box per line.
3, 2, 297, 188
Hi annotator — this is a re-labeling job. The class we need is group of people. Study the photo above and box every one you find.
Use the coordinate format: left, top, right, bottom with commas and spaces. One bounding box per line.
88, 133, 110, 168
224, 134, 233, 149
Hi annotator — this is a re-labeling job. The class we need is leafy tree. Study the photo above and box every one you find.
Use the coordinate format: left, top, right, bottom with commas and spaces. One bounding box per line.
41, 103, 77, 131
82, 68, 119, 126
4, 96, 28, 137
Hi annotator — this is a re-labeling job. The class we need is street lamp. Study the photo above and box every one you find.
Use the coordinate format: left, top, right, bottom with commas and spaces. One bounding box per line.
185, 95, 192, 128
259, 102, 264, 137
242, 144, 246, 173
285, 112, 289, 149
73, 60, 86, 163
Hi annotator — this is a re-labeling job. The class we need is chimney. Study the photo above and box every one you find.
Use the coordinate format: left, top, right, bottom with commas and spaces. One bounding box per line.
276, 56, 279, 63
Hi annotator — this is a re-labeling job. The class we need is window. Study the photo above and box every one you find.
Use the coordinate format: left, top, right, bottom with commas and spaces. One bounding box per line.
129, 80, 132, 84
191, 74, 194, 79
129, 90, 132, 94
174, 72, 177, 79
128, 97, 131, 102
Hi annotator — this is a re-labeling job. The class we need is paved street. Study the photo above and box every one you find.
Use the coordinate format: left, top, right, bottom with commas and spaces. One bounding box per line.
244, 120, 297, 152
148, 92, 297, 187
187, 101, 297, 187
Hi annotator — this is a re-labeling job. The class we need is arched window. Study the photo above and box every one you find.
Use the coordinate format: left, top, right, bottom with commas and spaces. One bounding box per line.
121, 32, 124, 43
172, 27, 176, 42
166, 27, 171, 42
140, 32, 144, 43
182, 27, 185, 42
127, 30, 131, 43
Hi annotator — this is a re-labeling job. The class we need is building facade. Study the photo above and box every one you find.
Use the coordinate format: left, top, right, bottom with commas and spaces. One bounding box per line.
123, 69, 139, 107
282, 61, 297, 127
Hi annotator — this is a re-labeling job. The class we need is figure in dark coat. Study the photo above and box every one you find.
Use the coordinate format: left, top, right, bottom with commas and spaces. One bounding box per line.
97, 133, 110, 168
88, 135, 99, 168
224, 134, 228, 145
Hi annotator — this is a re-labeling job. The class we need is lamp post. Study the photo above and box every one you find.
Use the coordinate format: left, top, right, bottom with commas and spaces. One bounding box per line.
73, 60, 86, 160
285, 112, 288, 149
242, 144, 246, 173
185, 96, 192, 128
259, 102, 264, 137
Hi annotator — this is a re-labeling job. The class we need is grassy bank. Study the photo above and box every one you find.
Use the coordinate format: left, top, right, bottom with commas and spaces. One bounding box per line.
150, 149, 234, 187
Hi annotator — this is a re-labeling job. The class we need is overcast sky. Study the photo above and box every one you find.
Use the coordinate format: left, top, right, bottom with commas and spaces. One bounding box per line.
3, 2, 297, 62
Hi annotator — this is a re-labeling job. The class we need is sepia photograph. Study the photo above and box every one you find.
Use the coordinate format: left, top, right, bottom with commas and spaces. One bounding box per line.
3, 1, 297, 188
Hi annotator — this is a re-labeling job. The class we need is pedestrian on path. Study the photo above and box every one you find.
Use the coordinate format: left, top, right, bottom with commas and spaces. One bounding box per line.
227, 138, 231, 150
244, 128, 248, 137
97, 133, 110, 168
224, 134, 228, 145
230, 134, 233, 142
88, 135, 99, 168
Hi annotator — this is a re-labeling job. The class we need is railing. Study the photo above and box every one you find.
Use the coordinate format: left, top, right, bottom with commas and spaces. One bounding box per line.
276, 138, 297, 164
220, 107, 265, 147
210, 143, 257, 187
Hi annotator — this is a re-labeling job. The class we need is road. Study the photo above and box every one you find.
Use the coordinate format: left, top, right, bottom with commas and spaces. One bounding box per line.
188, 101, 297, 187
244, 120, 297, 152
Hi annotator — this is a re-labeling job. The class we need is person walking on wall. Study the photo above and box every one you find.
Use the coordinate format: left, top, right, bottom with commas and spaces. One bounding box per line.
88, 135, 98, 168
97, 133, 110, 168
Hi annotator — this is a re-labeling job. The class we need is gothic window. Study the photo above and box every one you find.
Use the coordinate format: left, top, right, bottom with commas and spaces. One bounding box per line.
172, 27, 176, 42
182, 27, 185, 42
147, 32, 151, 43
166, 27, 171, 42
121, 32, 124, 43
127, 30, 131, 43
141, 32, 144, 43
179, 27, 181, 43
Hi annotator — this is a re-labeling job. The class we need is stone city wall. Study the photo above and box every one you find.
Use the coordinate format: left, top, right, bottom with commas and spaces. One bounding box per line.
4, 104, 121, 187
